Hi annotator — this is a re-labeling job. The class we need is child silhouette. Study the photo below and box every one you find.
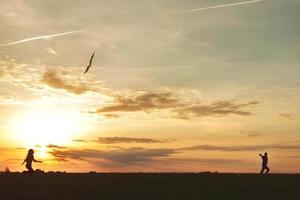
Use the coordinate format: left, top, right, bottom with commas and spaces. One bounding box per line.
22, 149, 42, 174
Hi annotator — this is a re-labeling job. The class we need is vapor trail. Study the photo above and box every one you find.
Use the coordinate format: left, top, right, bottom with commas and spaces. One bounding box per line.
186, 0, 266, 13
0, 30, 83, 47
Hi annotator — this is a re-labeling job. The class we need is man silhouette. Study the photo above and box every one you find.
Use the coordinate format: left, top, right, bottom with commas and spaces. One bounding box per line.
259, 152, 270, 174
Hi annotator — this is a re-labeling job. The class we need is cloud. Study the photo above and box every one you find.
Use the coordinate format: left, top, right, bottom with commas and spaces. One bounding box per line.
46, 144, 66, 149
173, 101, 259, 119
50, 147, 178, 165
49, 142, 300, 168
102, 113, 120, 119
246, 133, 261, 137
72, 137, 170, 144
186, 0, 266, 13
94, 137, 168, 144
72, 139, 87, 143
169, 158, 244, 165
182, 144, 300, 152
91, 91, 259, 120
278, 113, 296, 120
275, 155, 300, 159
41, 70, 90, 94
240, 131, 262, 137
94, 91, 179, 113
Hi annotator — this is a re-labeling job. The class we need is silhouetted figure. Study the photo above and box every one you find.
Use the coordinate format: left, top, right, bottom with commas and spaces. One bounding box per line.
259, 152, 270, 174
22, 149, 42, 174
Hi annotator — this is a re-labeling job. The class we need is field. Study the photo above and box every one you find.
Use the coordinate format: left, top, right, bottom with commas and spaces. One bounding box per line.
0, 173, 299, 200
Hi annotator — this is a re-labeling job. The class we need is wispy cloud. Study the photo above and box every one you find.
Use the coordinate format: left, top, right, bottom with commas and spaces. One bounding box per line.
240, 131, 262, 137
49, 142, 300, 167
182, 144, 300, 152
94, 137, 168, 144
50, 147, 244, 167
93, 92, 179, 113
41, 70, 90, 95
46, 144, 66, 149
0, 30, 83, 46
278, 113, 296, 120
50, 147, 178, 165
72, 139, 87, 143
186, 0, 266, 13
72, 137, 170, 144
91, 91, 259, 120
174, 101, 259, 120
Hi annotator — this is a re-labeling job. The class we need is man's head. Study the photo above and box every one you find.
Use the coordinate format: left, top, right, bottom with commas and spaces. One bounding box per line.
264, 152, 268, 156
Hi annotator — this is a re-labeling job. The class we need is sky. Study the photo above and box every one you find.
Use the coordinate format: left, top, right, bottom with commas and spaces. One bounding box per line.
0, 0, 300, 173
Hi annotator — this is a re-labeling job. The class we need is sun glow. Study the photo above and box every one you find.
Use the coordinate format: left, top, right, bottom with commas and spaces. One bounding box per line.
11, 108, 83, 147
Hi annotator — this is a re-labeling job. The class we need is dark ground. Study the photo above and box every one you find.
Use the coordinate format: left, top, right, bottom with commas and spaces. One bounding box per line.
0, 173, 299, 200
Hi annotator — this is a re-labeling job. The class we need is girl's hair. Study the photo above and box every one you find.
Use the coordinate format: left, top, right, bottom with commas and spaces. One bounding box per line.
28, 149, 34, 155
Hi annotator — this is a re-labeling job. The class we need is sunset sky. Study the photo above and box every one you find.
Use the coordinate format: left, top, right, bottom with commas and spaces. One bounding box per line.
0, 0, 300, 173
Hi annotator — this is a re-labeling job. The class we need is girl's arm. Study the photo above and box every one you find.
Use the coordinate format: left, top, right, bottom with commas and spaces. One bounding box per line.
33, 156, 42, 163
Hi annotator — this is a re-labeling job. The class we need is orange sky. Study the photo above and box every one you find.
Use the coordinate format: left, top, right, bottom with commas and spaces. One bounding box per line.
0, 0, 300, 173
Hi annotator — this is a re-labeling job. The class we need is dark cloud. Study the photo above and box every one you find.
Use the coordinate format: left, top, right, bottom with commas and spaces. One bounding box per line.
102, 113, 120, 119
240, 131, 262, 138
41, 70, 90, 94
94, 92, 179, 113
182, 144, 300, 152
169, 158, 244, 165
91, 91, 259, 120
51, 149, 100, 161
46, 144, 66, 149
275, 155, 300, 159
245, 133, 262, 137
174, 101, 259, 119
72, 137, 169, 144
49, 142, 300, 167
50, 147, 178, 165
94, 137, 168, 144
72, 139, 87, 143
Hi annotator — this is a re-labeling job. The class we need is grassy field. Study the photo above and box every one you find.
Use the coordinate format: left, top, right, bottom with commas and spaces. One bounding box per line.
0, 173, 299, 200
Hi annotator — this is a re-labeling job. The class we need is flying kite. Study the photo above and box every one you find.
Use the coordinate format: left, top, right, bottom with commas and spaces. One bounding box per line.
83, 51, 95, 74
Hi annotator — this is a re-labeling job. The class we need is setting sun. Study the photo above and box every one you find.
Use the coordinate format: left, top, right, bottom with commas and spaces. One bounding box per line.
11, 109, 82, 147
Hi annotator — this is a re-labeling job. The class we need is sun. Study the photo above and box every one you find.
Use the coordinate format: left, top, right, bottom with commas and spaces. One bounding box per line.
12, 108, 82, 147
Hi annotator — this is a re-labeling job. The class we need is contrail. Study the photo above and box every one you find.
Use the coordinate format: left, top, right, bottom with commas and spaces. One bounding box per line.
0, 30, 83, 47
186, 0, 266, 13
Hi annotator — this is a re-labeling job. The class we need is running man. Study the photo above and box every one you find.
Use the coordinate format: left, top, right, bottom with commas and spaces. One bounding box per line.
259, 152, 270, 174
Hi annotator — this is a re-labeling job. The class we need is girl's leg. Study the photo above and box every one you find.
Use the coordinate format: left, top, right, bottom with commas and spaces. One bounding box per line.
26, 165, 34, 175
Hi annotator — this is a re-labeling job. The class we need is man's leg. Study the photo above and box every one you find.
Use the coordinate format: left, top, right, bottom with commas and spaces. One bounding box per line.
265, 166, 270, 174
260, 166, 265, 174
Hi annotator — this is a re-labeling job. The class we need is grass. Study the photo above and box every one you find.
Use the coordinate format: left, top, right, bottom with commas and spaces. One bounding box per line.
0, 173, 299, 200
